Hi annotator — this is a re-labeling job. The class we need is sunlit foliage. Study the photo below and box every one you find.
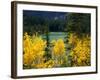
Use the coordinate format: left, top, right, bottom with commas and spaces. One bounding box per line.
52, 39, 68, 67
23, 32, 46, 68
68, 33, 91, 66
23, 32, 91, 69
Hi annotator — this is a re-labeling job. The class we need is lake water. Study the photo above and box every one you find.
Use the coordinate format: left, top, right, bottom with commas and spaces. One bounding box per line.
41, 32, 67, 41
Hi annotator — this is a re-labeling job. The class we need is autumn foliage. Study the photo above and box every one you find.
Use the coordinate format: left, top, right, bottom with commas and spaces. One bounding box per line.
23, 32, 91, 69
68, 33, 91, 66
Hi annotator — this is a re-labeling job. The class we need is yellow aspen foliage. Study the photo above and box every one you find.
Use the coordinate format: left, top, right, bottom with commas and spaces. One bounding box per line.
23, 32, 47, 68
23, 33, 67, 68
52, 39, 68, 67
52, 39, 65, 56
68, 33, 79, 46
44, 59, 55, 68
69, 33, 91, 66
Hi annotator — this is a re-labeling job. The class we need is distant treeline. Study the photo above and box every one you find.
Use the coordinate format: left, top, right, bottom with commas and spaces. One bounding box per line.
23, 12, 90, 36
23, 15, 66, 35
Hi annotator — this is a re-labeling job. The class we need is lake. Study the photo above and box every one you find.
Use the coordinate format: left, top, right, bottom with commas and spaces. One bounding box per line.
41, 32, 67, 42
